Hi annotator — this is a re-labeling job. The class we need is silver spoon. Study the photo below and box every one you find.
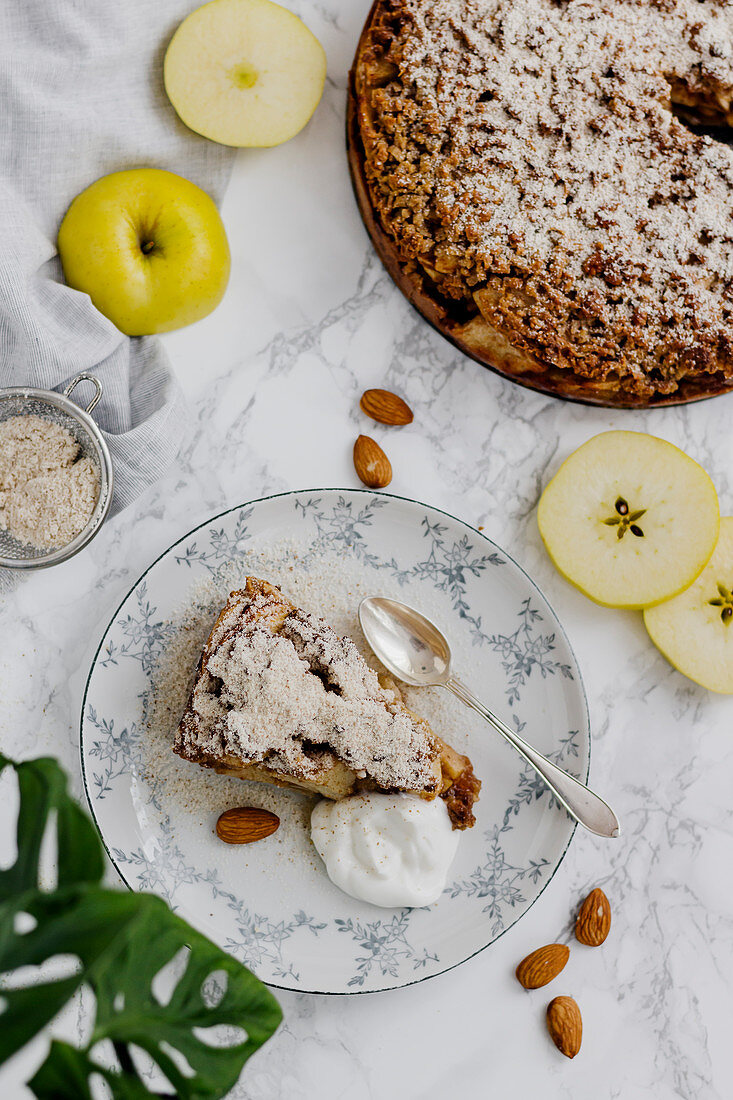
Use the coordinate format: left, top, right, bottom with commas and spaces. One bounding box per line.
358, 596, 620, 839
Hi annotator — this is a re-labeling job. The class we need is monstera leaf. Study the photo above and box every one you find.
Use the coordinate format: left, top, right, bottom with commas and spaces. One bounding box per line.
0, 754, 282, 1099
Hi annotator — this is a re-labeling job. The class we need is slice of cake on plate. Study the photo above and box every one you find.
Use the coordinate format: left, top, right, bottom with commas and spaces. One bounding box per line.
174, 577, 480, 828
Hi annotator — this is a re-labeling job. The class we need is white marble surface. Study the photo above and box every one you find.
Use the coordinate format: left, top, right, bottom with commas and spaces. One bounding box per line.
3, 1, 733, 1096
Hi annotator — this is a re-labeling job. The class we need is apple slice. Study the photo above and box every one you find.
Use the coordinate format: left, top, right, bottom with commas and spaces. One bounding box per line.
537, 431, 719, 609
164, 0, 326, 148
644, 517, 733, 693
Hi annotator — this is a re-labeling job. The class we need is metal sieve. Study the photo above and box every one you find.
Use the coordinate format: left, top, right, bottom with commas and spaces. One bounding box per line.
0, 372, 114, 570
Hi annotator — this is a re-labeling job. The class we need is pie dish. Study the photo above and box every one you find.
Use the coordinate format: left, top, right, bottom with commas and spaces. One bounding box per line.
348, 0, 733, 407
175, 576, 481, 828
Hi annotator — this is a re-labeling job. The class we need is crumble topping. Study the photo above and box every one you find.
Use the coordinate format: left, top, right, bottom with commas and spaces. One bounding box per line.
176, 581, 441, 793
356, 0, 733, 397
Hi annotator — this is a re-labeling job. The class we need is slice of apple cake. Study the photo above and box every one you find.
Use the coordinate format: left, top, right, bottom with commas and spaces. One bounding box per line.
174, 577, 480, 828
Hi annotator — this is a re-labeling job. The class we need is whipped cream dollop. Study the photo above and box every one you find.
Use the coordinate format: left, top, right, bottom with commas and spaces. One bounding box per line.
310, 793, 459, 908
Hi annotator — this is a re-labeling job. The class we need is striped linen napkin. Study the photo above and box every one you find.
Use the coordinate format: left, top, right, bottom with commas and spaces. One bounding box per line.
0, 0, 234, 518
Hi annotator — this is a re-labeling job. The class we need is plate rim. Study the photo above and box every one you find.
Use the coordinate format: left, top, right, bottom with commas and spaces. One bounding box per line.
79, 486, 590, 995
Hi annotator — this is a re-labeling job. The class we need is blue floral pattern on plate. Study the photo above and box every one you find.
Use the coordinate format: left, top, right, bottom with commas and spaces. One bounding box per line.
80, 490, 589, 994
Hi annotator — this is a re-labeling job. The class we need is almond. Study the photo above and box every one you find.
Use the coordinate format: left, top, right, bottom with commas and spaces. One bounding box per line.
546, 996, 582, 1059
360, 388, 414, 426
353, 434, 392, 489
575, 887, 611, 946
515, 943, 570, 989
216, 807, 280, 845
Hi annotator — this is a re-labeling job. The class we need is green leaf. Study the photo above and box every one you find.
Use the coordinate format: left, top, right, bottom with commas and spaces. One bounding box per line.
27, 1042, 97, 1100
0, 755, 282, 1099
29, 1040, 154, 1100
0, 753, 105, 900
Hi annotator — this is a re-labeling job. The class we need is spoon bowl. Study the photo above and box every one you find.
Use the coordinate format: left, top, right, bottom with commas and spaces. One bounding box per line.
358, 596, 452, 686
358, 595, 620, 839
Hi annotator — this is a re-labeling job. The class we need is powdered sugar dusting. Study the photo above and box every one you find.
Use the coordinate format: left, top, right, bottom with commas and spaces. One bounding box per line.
140, 543, 474, 872
359, 0, 733, 395
176, 579, 442, 793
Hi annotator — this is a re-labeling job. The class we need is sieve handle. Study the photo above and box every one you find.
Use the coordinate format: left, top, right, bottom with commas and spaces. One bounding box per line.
63, 372, 103, 415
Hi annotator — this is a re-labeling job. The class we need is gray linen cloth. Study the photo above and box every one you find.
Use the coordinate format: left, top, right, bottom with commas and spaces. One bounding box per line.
0, 0, 235, 514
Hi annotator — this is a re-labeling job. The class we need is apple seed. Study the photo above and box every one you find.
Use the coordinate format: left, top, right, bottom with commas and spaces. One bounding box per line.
603, 498, 646, 540
708, 582, 733, 624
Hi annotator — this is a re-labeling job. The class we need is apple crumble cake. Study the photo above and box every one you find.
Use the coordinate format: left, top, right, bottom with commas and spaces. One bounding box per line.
175, 577, 480, 828
348, 0, 733, 406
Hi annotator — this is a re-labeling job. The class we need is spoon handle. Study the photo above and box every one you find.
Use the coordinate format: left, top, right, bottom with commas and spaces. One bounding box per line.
445, 675, 620, 838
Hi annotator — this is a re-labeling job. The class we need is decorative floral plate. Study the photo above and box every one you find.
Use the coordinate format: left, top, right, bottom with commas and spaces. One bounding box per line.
80, 489, 589, 994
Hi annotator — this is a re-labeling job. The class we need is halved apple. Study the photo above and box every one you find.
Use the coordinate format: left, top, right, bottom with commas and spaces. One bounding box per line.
644, 517, 733, 693
537, 431, 719, 609
164, 0, 326, 148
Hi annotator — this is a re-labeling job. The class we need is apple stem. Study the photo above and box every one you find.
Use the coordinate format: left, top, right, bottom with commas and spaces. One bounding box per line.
140, 240, 155, 255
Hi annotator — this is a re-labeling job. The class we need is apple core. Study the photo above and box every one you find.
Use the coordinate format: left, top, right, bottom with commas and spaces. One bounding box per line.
229, 63, 258, 89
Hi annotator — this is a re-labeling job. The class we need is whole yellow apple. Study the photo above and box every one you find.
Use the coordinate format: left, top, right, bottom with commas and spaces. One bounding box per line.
57, 168, 230, 335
